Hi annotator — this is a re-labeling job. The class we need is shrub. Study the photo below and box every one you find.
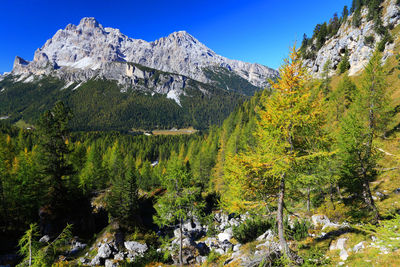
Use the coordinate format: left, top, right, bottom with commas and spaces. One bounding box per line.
206, 249, 221, 263
285, 219, 311, 241
337, 51, 351, 74
364, 36, 375, 46
316, 202, 350, 223
377, 33, 394, 52
232, 216, 275, 244
206, 221, 218, 237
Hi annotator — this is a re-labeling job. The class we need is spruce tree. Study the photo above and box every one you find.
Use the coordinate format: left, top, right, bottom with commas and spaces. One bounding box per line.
338, 51, 390, 221
342, 5, 349, 21
36, 101, 74, 219
154, 154, 203, 266
338, 50, 351, 74
105, 153, 139, 227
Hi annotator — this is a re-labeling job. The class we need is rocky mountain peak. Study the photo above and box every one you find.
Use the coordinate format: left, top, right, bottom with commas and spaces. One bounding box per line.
78, 17, 102, 29
167, 31, 198, 43
10, 17, 277, 90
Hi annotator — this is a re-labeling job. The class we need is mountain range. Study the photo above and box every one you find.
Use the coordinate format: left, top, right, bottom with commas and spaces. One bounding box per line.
0, 17, 278, 130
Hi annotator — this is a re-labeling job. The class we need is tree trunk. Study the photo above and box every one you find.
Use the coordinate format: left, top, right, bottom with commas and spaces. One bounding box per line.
179, 218, 183, 266
29, 235, 32, 267
306, 187, 311, 213
362, 178, 379, 221
277, 177, 291, 259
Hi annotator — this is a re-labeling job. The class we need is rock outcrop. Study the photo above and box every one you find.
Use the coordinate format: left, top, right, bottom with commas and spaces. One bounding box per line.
304, 0, 400, 77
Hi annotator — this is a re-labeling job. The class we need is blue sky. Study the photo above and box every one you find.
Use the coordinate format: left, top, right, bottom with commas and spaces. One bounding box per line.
0, 0, 350, 73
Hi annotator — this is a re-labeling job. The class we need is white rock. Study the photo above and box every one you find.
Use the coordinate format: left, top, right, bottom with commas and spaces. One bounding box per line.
218, 232, 232, 242
339, 249, 349, 261
233, 244, 241, 252
124, 241, 148, 255
312, 214, 330, 227
105, 259, 119, 267
215, 248, 225, 255
256, 229, 274, 241
90, 256, 101, 266
353, 241, 366, 252
97, 243, 112, 259
330, 238, 348, 251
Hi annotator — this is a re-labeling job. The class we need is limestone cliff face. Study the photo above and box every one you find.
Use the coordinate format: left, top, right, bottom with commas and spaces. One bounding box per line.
11, 17, 277, 95
304, 0, 400, 77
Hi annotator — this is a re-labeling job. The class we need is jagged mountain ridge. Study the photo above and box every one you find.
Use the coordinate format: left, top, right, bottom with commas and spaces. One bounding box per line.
304, 0, 400, 77
0, 17, 279, 130
11, 17, 277, 94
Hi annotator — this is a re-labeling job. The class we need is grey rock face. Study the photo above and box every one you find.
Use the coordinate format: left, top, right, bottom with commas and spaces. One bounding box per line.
305, 0, 400, 77
11, 17, 277, 97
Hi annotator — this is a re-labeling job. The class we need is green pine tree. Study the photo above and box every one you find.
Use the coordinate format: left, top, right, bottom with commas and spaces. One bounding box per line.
154, 154, 204, 266
337, 51, 390, 221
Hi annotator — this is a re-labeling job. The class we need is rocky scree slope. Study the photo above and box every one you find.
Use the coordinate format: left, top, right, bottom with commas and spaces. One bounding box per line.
10, 17, 277, 99
304, 0, 400, 77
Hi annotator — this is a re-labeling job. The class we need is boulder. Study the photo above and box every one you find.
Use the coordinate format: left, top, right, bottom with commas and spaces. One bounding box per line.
233, 244, 241, 252
330, 237, 347, 251
353, 241, 366, 252
215, 248, 225, 255
204, 237, 218, 248
218, 232, 232, 242
171, 237, 193, 248
330, 237, 349, 261
114, 252, 124, 261
97, 243, 112, 259
220, 240, 234, 253
312, 214, 330, 227
339, 249, 349, 261
256, 229, 274, 241
105, 259, 119, 267
124, 241, 148, 256
228, 218, 240, 227
90, 256, 102, 266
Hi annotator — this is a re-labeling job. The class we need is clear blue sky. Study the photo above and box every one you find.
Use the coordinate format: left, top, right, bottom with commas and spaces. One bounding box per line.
0, 0, 351, 73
